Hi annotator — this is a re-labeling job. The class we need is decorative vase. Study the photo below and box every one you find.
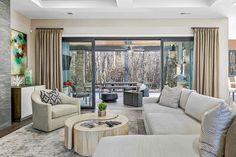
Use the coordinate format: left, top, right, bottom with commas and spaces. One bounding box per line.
25, 69, 32, 85
98, 110, 106, 117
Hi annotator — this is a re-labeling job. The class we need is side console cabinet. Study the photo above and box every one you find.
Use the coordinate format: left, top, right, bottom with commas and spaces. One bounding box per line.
11, 85, 45, 122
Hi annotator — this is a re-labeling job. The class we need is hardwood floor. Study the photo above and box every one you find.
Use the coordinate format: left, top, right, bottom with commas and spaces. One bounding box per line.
0, 118, 32, 138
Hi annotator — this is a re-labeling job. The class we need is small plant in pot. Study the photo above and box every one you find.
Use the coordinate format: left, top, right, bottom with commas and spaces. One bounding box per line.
98, 102, 107, 117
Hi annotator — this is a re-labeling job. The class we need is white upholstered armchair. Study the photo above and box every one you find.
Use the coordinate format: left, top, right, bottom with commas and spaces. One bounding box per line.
31, 90, 80, 132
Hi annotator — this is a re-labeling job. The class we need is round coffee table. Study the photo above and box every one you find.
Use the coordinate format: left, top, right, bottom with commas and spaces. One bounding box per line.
64, 112, 129, 156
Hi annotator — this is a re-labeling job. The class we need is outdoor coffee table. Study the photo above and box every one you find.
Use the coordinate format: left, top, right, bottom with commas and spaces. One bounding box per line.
101, 92, 118, 102
64, 112, 129, 156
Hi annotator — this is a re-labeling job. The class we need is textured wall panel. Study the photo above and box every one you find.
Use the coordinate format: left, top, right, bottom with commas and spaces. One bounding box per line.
0, 0, 11, 129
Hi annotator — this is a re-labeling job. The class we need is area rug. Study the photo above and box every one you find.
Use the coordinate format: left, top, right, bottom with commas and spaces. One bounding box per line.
0, 110, 146, 157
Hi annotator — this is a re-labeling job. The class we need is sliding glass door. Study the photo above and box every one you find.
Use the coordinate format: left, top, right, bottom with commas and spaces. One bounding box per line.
162, 40, 193, 89
95, 40, 161, 88
62, 37, 193, 109
95, 40, 161, 101
62, 41, 94, 108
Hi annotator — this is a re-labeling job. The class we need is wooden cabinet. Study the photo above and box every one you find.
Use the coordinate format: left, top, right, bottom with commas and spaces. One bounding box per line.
11, 85, 45, 122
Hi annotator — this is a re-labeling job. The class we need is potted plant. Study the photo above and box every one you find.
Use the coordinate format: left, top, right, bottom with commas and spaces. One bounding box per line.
98, 102, 107, 117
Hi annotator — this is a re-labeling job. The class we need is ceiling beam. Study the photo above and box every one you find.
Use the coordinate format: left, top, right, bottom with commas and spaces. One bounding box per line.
116, 0, 133, 8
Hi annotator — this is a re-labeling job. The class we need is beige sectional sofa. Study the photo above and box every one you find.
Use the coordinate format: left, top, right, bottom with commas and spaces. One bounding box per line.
93, 89, 236, 157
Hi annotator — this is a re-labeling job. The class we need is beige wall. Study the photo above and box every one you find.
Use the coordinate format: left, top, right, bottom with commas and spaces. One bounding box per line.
30, 18, 229, 99
10, 10, 34, 82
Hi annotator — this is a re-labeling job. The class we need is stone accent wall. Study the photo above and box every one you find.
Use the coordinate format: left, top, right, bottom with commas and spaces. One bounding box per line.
0, 0, 11, 129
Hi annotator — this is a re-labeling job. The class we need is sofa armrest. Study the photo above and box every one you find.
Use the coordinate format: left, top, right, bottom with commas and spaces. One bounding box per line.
59, 92, 81, 114
143, 97, 159, 104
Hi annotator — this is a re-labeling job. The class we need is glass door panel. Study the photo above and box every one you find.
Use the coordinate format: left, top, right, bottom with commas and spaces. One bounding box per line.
95, 40, 161, 102
163, 41, 193, 89
62, 41, 93, 108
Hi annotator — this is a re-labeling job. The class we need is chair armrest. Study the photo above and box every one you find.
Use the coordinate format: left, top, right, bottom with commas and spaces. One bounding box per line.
59, 92, 81, 114
143, 97, 159, 104
31, 92, 52, 131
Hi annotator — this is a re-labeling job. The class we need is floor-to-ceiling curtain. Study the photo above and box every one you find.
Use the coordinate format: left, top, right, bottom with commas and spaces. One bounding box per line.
35, 28, 63, 91
192, 27, 219, 97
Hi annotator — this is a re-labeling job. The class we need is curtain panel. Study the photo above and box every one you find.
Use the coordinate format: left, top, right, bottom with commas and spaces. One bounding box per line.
35, 28, 63, 91
192, 28, 219, 97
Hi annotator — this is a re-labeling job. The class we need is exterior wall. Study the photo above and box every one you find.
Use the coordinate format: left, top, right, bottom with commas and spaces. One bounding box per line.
229, 40, 236, 50
0, 0, 11, 129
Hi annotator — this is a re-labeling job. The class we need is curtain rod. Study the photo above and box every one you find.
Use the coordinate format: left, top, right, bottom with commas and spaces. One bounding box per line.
191, 27, 219, 29
36, 28, 64, 30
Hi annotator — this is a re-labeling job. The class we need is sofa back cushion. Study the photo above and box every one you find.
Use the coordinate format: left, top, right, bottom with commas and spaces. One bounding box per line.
159, 86, 182, 108
199, 103, 235, 157
179, 88, 195, 110
225, 104, 236, 157
185, 92, 223, 122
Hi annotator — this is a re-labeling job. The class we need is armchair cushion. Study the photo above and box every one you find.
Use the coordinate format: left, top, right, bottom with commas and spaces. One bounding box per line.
52, 104, 77, 119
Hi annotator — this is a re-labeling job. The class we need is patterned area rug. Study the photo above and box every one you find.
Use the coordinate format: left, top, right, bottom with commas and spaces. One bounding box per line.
0, 110, 146, 157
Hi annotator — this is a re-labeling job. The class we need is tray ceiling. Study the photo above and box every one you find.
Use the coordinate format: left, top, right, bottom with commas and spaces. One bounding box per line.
11, 0, 236, 19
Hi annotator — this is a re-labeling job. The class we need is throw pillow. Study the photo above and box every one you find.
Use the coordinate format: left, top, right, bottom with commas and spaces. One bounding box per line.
49, 90, 62, 105
40, 90, 50, 103
40, 89, 62, 105
199, 102, 235, 157
179, 88, 195, 110
158, 86, 182, 108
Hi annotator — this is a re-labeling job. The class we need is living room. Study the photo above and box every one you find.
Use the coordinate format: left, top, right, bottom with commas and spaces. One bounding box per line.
0, 0, 236, 157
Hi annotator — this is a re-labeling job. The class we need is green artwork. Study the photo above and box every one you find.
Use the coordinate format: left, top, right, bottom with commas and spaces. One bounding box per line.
11, 30, 27, 75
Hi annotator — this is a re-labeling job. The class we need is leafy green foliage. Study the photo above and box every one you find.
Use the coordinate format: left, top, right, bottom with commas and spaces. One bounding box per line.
98, 102, 107, 111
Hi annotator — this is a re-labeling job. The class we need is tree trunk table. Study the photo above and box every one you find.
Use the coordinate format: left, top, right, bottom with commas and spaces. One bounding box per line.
64, 112, 129, 156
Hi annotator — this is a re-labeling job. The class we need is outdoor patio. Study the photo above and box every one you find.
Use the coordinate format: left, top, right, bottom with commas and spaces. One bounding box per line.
95, 92, 160, 110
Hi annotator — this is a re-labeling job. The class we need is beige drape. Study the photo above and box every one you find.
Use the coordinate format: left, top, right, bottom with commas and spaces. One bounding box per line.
192, 28, 219, 97
35, 28, 63, 91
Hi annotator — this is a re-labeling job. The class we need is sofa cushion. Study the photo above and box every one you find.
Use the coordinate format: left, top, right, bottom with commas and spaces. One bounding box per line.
199, 103, 235, 157
185, 92, 223, 122
143, 97, 159, 104
145, 113, 201, 135
225, 115, 236, 157
180, 88, 195, 110
159, 86, 182, 108
52, 104, 77, 119
93, 135, 200, 157
143, 103, 184, 114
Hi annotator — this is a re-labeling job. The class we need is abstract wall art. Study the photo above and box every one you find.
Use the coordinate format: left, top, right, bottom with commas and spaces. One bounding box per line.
10, 29, 27, 75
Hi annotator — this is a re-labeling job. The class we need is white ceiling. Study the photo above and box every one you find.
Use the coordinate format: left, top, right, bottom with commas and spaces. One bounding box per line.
11, 0, 236, 19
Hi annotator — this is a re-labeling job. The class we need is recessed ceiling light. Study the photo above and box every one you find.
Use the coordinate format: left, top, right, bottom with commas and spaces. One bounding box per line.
180, 12, 191, 15
67, 12, 73, 15
233, 2, 236, 6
